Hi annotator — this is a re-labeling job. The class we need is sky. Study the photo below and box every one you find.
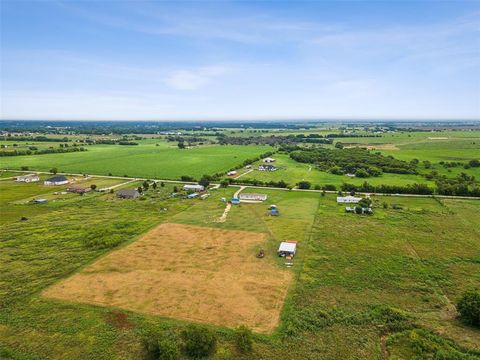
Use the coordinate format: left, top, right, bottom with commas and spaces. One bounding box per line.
1, 0, 479, 121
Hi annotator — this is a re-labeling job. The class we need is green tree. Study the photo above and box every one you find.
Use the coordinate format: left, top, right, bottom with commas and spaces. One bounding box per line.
50, 167, 58, 174
182, 325, 216, 358
234, 325, 253, 353
152, 182, 157, 190
457, 289, 480, 327
90, 184, 97, 191
177, 142, 186, 149
199, 175, 212, 188
297, 181, 311, 189
355, 168, 370, 178
220, 179, 230, 188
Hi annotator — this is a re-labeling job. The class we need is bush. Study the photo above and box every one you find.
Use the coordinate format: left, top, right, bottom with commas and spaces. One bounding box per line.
457, 289, 480, 327
234, 325, 253, 353
297, 181, 311, 189
182, 325, 216, 358
144, 336, 179, 360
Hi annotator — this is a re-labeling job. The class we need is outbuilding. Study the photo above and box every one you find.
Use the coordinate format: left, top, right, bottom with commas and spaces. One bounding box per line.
44, 175, 69, 186
239, 193, 267, 202
15, 174, 40, 183
116, 189, 140, 199
183, 184, 205, 192
263, 157, 276, 163
336, 195, 362, 204
67, 185, 91, 194
278, 241, 297, 257
258, 165, 277, 171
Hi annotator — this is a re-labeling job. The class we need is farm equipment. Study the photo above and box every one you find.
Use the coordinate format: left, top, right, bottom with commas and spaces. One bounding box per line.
256, 249, 265, 258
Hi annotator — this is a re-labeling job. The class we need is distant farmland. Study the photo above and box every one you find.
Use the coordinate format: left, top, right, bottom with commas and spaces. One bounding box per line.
0, 142, 271, 179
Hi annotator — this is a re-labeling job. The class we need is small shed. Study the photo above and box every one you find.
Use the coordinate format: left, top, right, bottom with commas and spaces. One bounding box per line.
270, 208, 279, 216
263, 157, 276, 163
278, 241, 297, 257
187, 193, 199, 199
230, 197, 240, 205
227, 171, 237, 176
67, 185, 90, 194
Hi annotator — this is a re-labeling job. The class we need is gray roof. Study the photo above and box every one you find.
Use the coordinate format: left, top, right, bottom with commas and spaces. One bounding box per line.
116, 189, 140, 197
46, 175, 68, 182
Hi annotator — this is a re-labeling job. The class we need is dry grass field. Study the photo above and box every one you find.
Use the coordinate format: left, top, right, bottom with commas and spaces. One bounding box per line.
43, 223, 292, 333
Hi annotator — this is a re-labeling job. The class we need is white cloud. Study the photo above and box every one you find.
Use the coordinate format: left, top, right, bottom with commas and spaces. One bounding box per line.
164, 66, 229, 90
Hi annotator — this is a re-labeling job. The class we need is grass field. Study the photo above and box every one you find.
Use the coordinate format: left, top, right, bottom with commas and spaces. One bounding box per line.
241, 153, 434, 188
43, 223, 292, 333
1, 175, 479, 359
0, 142, 270, 180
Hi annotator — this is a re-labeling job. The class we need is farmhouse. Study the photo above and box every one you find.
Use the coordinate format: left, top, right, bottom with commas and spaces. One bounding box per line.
258, 164, 277, 171
44, 175, 69, 186
116, 189, 140, 199
67, 185, 91, 194
239, 193, 268, 202
278, 241, 297, 257
263, 157, 276, 163
183, 184, 205, 192
15, 174, 40, 183
337, 195, 362, 204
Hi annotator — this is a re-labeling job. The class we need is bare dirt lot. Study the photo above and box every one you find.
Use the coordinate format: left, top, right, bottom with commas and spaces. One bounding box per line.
43, 223, 292, 332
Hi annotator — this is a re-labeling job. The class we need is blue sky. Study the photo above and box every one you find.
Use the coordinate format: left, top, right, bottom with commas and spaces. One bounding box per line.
1, 1, 479, 120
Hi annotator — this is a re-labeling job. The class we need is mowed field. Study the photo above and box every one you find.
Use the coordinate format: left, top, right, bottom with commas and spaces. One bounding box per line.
0, 142, 270, 179
0, 175, 479, 359
43, 223, 291, 333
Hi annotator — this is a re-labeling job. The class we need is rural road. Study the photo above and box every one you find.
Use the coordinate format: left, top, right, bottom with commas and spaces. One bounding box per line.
2, 169, 479, 201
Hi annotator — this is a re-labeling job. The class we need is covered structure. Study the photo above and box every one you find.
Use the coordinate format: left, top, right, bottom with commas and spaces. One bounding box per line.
239, 193, 267, 202
183, 184, 205, 192
44, 175, 69, 186
336, 195, 362, 204
15, 174, 40, 183
116, 189, 140, 199
278, 241, 297, 257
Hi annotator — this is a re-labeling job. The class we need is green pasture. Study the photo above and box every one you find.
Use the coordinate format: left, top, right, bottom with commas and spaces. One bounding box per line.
241, 153, 433, 188
0, 142, 270, 180
1, 177, 479, 359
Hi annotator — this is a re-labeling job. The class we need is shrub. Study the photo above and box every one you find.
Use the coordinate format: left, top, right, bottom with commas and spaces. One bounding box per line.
297, 181, 311, 189
182, 325, 216, 358
457, 289, 480, 327
144, 336, 179, 360
234, 325, 253, 353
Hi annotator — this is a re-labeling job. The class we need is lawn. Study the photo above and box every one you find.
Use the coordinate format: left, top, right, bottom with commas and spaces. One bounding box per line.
0, 142, 271, 180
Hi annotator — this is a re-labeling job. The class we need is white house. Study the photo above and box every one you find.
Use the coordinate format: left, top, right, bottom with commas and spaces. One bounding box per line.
44, 175, 69, 186
336, 195, 362, 204
183, 184, 205, 192
263, 157, 276, 163
278, 241, 297, 256
227, 171, 237, 176
15, 174, 40, 183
